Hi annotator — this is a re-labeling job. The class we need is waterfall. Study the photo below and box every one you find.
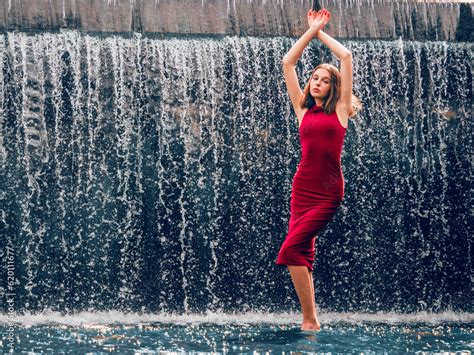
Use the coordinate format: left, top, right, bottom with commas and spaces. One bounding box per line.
0, 29, 471, 314
1, 0, 472, 41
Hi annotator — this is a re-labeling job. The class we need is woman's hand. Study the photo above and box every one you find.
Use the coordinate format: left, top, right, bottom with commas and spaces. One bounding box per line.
307, 8, 331, 33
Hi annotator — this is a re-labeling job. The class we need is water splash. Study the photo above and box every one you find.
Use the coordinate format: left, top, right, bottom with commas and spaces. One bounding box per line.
0, 31, 471, 315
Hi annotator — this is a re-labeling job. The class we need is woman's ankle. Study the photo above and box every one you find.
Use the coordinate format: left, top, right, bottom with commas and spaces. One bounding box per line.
303, 316, 317, 323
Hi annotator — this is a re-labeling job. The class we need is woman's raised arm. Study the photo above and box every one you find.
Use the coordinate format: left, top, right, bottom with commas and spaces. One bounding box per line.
315, 29, 353, 114
282, 10, 330, 120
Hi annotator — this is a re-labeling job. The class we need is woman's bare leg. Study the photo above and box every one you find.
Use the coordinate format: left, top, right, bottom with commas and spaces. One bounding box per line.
309, 270, 320, 326
309, 270, 315, 310
287, 265, 320, 330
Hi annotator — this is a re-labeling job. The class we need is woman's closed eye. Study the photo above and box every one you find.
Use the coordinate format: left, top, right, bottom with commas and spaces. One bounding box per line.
314, 77, 329, 83
313, 76, 329, 83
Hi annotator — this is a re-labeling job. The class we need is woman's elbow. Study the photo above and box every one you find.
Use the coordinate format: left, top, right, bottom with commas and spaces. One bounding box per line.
281, 56, 295, 66
342, 51, 352, 59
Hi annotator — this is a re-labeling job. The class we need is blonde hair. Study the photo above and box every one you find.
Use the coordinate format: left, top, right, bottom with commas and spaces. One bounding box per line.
299, 63, 362, 118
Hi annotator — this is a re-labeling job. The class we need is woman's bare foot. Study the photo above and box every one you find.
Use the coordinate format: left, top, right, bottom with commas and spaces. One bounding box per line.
301, 304, 321, 331
301, 318, 321, 331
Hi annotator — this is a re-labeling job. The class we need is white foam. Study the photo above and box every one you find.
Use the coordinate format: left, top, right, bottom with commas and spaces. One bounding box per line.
0, 309, 472, 327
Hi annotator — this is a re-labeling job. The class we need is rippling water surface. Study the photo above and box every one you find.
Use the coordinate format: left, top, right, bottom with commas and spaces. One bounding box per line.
1, 311, 472, 353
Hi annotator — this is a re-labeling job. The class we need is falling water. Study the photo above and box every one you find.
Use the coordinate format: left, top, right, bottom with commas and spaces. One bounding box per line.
0, 29, 471, 315
1, 0, 472, 41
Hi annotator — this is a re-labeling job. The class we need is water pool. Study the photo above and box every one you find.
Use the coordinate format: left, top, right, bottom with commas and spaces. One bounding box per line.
1, 311, 472, 353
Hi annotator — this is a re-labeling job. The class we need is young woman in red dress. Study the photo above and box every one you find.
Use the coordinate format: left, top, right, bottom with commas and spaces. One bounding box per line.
276, 8, 362, 331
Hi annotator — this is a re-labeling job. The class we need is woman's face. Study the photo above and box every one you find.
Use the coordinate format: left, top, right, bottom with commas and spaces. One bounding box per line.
310, 68, 331, 100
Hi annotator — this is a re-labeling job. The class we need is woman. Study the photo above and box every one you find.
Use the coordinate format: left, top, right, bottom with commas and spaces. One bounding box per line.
275, 8, 362, 331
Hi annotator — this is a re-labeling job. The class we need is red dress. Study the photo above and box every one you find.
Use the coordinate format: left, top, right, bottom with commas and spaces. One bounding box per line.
276, 103, 347, 272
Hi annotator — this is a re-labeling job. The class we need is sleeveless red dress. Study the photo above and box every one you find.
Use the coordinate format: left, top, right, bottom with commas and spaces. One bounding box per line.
276, 103, 347, 272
